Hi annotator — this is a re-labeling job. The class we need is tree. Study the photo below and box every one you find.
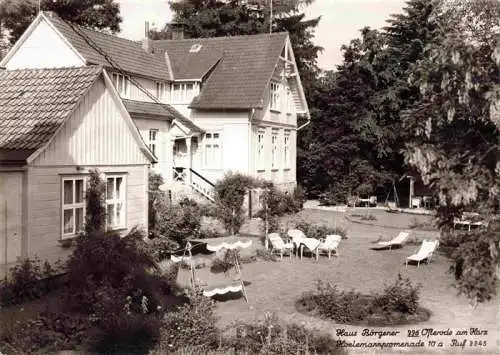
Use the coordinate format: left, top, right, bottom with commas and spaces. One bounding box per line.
0, 0, 122, 45
298, 0, 439, 201
403, 0, 500, 303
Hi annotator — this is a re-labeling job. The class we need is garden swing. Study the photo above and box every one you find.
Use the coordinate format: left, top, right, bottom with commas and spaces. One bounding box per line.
385, 180, 400, 212
172, 239, 251, 303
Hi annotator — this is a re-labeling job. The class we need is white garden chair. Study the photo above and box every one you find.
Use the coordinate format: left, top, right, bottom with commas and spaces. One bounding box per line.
318, 234, 342, 259
372, 231, 410, 250
405, 239, 439, 268
268, 233, 294, 260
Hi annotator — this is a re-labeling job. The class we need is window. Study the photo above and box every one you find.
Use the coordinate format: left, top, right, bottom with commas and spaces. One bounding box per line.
286, 86, 293, 114
112, 73, 130, 97
284, 131, 291, 168
271, 130, 279, 169
148, 129, 158, 158
62, 177, 85, 238
156, 81, 168, 102
106, 176, 126, 229
204, 132, 221, 168
270, 82, 281, 111
171, 82, 197, 104
257, 129, 265, 170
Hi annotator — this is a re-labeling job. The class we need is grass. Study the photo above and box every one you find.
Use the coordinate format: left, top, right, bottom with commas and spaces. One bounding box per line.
177, 209, 499, 353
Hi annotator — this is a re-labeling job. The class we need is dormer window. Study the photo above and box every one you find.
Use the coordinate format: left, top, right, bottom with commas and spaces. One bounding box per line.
189, 43, 202, 53
112, 73, 130, 98
171, 82, 197, 104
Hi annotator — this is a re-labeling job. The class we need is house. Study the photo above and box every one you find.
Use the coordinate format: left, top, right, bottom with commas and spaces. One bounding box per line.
0, 66, 155, 276
0, 11, 310, 201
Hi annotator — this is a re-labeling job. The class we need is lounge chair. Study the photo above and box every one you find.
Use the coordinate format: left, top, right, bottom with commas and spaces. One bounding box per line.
287, 229, 307, 256
268, 233, 294, 260
371, 231, 409, 250
405, 239, 439, 268
318, 234, 342, 259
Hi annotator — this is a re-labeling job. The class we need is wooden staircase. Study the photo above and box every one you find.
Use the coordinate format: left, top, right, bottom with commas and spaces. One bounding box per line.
173, 167, 215, 202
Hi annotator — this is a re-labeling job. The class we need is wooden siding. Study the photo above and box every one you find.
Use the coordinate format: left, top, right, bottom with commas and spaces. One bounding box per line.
4, 19, 84, 70
27, 165, 148, 263
134, 118, 171, 178
33, 78, 150, 167
0, 172, 23, 265
189, 111, 250, 183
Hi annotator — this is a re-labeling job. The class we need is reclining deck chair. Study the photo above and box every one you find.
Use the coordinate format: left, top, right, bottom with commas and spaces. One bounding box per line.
372, 231, 409, 250
287, 229, 321, 261
318, 234, 342, 259
405, 239, 439, 268
268, 233, 294, 260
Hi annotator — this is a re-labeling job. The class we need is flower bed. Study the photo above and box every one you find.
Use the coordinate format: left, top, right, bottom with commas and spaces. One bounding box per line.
296, 274, 430, 326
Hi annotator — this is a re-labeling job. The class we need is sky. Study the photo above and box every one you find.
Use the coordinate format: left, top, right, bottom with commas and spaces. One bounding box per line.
117, 0, 408, 70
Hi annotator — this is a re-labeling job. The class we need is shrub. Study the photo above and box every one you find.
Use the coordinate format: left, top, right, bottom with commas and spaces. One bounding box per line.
0, 257, 62, 307
214, 172, 259, 234
155, 202, 202, 245
198, 228, 225, 239
373, 273, 421, 314
62, 228, 167, 315
149, 172, 169, 233
225, 312, 345, 354
152, 289, 220, 353
146, 236, 181, 262
293, 220, 348, 239
298, 275, 423, 325
258, 184, 304, 218
88, 313, 161, 354
85, 169, 107, 236
0, 312, 90, 354
360, 213, 377, 221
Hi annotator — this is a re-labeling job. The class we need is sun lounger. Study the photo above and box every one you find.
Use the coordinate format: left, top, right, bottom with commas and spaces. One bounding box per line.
318, 234, 342, 259
405, 239, 439, 268
371, 231, 409, 250
268, 233, 294, 260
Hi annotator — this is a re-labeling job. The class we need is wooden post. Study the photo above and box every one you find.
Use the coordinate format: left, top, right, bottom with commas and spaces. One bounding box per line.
409, 177, 415, 209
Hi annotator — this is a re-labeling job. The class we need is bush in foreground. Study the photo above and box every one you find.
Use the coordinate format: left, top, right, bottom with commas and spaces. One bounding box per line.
298, 274, 426, 326
294, 220, 348, 240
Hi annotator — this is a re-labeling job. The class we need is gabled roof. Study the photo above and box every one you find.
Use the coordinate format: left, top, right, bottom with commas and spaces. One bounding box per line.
152, 32, 289, 109
0, 67, 157, 164
0, 66, 102, 156
122, 99, 204, 133
42, 12, 171, 80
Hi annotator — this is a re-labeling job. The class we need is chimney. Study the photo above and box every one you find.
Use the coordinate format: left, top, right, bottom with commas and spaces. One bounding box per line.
143, 21, 151, 53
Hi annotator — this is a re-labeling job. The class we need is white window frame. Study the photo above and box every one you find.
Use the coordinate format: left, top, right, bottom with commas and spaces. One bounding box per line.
286, 86, 293, 114
284, 131, 291, 169
271, 130, 279, 169
171, 82, 197, 104
148, 129, 158, 158
270, 81, 281, 112
112, 73, 130, 98
257, 129, 266, 170
105, 175, 127, 230
61, 176, 86, 239
203, 132, 222, 169
155, 81, 168, 102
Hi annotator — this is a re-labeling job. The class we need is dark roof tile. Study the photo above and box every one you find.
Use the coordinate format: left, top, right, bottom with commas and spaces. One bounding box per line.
152, 32, 288, 109
0, 66, 102, 152
44, 12, 170, 80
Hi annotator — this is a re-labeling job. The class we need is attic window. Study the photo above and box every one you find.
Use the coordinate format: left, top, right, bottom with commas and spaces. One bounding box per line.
189, 43, 202, 53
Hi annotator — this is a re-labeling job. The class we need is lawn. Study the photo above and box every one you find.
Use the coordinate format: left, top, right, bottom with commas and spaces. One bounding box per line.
185, 209, 499, 354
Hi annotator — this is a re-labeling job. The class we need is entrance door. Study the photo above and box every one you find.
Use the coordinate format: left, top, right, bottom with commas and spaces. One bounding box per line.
0, 172, 23, 265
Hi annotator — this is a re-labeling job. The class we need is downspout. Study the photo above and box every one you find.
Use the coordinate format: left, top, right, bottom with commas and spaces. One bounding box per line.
249, 108, 256, 174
